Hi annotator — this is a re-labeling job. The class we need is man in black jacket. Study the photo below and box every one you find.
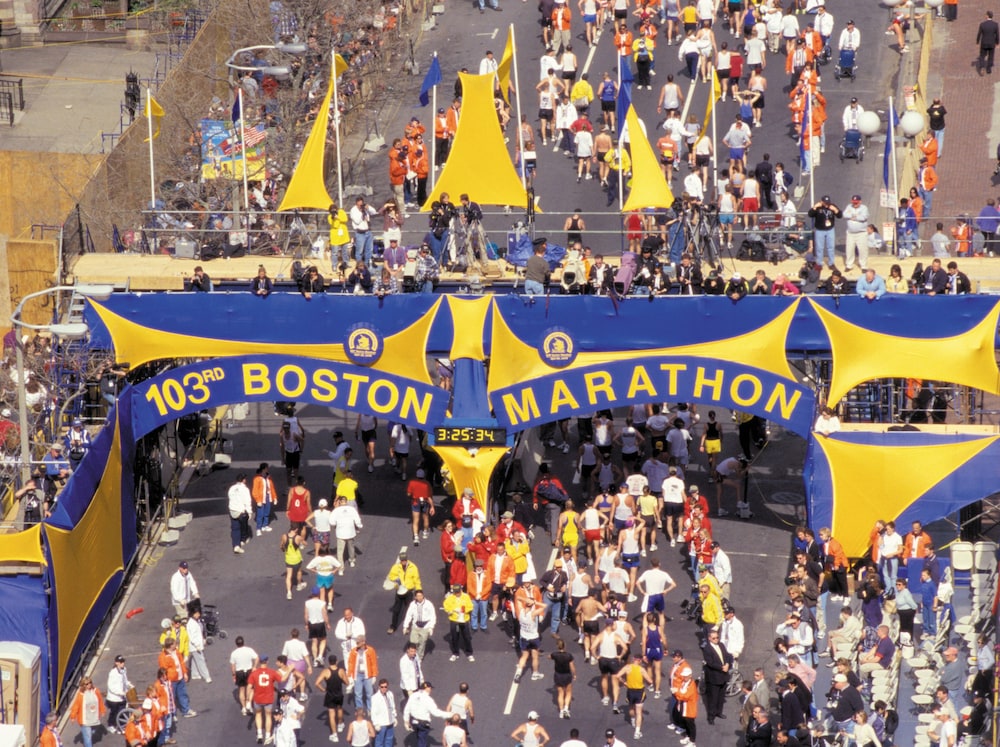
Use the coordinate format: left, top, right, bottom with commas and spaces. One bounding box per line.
945, 261, 972, 294
977, 10, 999, 74
702, 628, 733, 724
675, 253, 703, 295
922, 258, 949, 295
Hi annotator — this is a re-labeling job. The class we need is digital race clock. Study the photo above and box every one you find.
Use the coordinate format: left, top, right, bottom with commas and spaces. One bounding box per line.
432, 426, 508, 446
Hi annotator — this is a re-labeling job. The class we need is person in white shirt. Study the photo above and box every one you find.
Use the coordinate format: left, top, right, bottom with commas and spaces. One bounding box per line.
334, 608, 366, 664
636, 557, 677, 615
403, 682, 451, 747
187, 609, 212, 682
228, 474, 253, 553
170, 561, 200, 617
478, 51, 499, 77
442, 714, 468, 747
349, 197, 378, 265
331, 497, 363, 569
370, 678, 397, 746
398, 642, 424, 699
229, 636, 259, 715
560, 728, 589, 747
660, 467, 686, 547
720, 607, 745, 660
878, 520, 903, 588
282, 629, 313, 696
814, 5, 834, 45
402, 590, 437, 660
838, 19, 860, 51
307, 499, 334, 557
712, 542, 733, 599
814, 406, 841, 435
305, 547, 342, 612
539, 51, 561, 81
842, 99, 865, 132
305, 588, 331, 666
105, 655, 132, 733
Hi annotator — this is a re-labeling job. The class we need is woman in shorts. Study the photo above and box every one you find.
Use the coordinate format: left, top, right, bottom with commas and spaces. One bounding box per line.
557, 501, 582, 562
354, 413, 378, 473
617, 518, 643, 601
636, 486, 661, 554
718, 184, 738, 248
549, 638, 577, 718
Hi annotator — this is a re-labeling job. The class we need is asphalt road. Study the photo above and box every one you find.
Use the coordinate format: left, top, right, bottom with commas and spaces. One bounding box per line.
64, 400, 812, 747
391, 0, 903, 265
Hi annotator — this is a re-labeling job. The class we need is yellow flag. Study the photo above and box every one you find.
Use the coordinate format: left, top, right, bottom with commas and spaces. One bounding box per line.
702, 69, 722, 132
334, 53, 348, 77
622, 105, 674, 212
278, 72, 335, 211
144, 94, 164, 142
497, 27, 515, 104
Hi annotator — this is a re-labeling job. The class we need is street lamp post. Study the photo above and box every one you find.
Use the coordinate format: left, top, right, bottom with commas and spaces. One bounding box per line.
10, 285, 112, 486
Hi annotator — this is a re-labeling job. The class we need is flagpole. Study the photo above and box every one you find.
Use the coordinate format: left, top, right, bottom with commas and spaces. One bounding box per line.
889, 96, 900, 223
510, 26, 527, 196
331, 48, 344, 208
431, 52, 438, 192
805, 81, 814, 207
238, 87, 250, 211
146, 88, 156, 210
710, 69, 718, 200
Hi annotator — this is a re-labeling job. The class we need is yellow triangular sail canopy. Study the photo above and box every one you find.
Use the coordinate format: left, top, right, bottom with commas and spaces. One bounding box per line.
422, 72, 528, 210
278, 55, 348, 211
622, 105, 674, 212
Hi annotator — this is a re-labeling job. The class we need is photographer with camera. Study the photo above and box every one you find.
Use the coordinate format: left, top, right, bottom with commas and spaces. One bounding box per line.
349, 197, 378, 266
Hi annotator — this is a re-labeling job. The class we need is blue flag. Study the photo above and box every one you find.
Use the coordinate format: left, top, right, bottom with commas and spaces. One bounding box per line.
231, 92, 240, 125
616, 62, 634, 136
419, 55, 443, 107
799, 92, 809, 173
883, 99, 895, 189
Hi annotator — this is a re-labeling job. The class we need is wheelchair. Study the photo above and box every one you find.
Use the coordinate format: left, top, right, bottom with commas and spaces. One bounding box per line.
839, 129, 864, 163
833, 48, 857, 81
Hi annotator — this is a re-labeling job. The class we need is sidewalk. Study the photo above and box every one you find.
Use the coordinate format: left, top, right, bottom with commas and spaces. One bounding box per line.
926, 5, 999, 217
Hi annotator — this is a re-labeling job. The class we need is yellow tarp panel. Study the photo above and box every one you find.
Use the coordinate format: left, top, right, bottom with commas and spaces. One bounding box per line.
488, 298, 802, 391
810, 299, 1000, 404
277, 59, 344, 212
446, 296, 492, 361
0, 524, 44, 565
433, 445, 509, 517
422, 72, 528, 210
622, 105, 674, 212
46, 418, 126, 705
90, 299, 439, 386
817, 435, 999, 557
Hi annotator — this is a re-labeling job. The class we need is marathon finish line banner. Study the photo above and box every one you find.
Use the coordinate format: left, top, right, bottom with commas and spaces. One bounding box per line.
490, 356, 815, 436
128, 355, 450, 438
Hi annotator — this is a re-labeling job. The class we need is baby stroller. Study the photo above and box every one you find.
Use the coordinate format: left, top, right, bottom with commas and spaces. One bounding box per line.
839, 129, 864, 163
201, 604, 227, 644
833, 48, 857, 81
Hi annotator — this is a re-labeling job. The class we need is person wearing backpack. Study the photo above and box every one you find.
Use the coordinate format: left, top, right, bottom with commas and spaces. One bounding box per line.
533, 463, 569, 541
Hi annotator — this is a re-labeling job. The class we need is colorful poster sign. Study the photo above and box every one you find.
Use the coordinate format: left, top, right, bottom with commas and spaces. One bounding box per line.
200, 118, 266, 181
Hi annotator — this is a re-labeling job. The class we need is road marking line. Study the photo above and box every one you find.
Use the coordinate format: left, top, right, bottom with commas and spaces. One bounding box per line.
546, 546, 559, 571
493, 27, 499, 39
582, 40, 599, 77
503, 681, 519, 714
678, 79, 696, 125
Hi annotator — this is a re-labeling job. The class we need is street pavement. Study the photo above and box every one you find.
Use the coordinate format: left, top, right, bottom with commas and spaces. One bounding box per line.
62, 400, 809, 747
384, 0, 903, 265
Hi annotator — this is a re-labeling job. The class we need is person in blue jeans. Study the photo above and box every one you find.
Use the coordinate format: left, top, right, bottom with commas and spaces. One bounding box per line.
807, 195, 842, 268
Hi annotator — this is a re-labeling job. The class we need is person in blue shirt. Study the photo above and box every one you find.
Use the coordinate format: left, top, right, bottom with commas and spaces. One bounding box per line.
896, 198, 919, 258
42, 442, 71, 502
919, 567, 937, 638
974, 197, 1000, 255
856, 268, 886, 300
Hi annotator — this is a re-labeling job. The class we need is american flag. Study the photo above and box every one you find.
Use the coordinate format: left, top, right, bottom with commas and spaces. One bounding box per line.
243, 124, 267, 147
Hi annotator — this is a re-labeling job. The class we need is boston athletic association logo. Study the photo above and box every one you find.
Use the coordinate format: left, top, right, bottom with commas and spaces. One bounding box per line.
539, 328, 576, 368
345, 324, 383, 365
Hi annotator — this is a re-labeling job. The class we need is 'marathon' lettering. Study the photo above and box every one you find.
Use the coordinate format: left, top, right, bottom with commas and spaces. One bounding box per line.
495, 361, 809, 433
